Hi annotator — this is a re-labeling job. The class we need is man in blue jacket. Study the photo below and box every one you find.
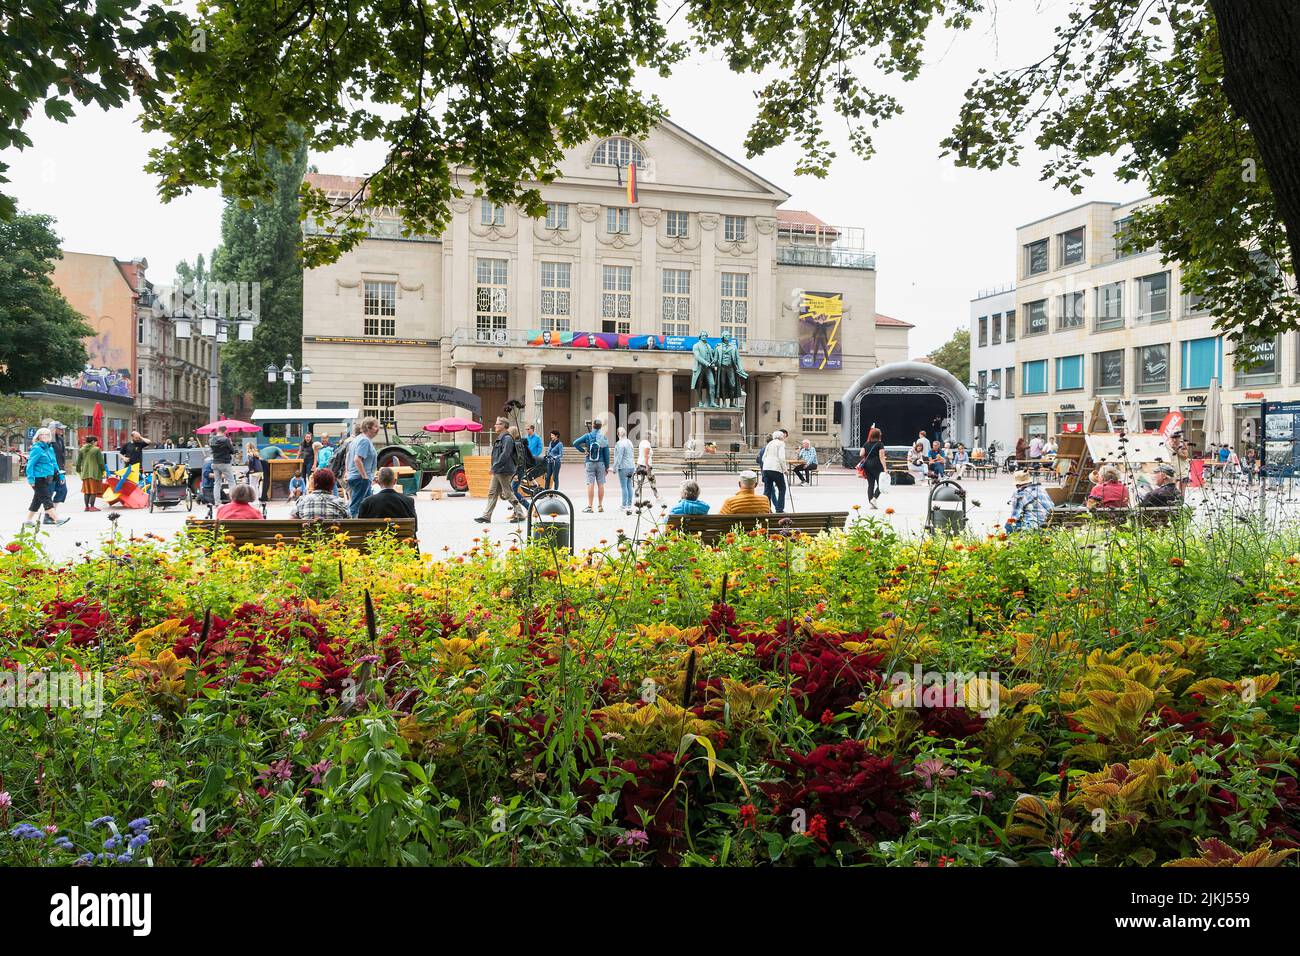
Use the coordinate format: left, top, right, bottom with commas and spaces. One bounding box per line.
24, 427, 70, 526
572, 419, 610, 513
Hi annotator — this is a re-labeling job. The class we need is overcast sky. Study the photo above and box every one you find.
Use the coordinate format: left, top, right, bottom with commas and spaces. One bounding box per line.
4, 1, 1136, 359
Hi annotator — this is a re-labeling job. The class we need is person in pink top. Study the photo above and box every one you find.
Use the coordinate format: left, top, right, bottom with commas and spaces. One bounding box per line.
1088, 466, 1129, 508
216, 483, 264, 520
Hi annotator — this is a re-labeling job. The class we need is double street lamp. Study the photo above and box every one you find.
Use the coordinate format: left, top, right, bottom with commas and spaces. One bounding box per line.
173, 306, 257, 423
266, 355, 312, 408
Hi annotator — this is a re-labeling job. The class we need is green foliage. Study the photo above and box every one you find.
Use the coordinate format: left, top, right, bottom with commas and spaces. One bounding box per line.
927, 327, 970, 384
0, 214, 94, 393
0, 394, 82, 435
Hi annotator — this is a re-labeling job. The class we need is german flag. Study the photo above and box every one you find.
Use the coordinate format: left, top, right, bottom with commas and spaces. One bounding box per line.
626, 161, 638, 205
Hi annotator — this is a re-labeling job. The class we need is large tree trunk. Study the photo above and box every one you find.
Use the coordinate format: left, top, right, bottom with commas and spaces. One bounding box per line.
1211, 0, 1300, 281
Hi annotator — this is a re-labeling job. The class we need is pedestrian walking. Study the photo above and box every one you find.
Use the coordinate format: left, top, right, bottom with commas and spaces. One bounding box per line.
475, 417, 525, 523
858, 427, 887, 506
636, 431, 659, 502
208, 425, 238, 505
23, 428, 69, 526
544, 430, 564, 490
760, 429, 788, 513
345, 417, 381, 517
75, 435, 106, 511
612, 426, 636, 514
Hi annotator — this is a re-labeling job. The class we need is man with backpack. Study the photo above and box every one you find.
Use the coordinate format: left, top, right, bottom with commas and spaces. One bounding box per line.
572, 419, 611, 513
475, 417, 525, 524
208, 424, 237, 505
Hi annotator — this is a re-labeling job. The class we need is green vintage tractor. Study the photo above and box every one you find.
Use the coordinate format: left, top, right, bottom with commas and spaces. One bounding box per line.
376, 424, 471, 493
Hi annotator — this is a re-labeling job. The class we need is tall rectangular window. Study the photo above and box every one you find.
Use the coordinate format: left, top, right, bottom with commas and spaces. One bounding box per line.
1057, 292, 1085, 330
1004, 367, 1015, 397
991, 313, 1001, 345
362, 382, 396, 424
1055, 354, 1084, 391
1136, 344, 1170, 393
724, 215, 747, 242
1235, 336, 1280, 386
661, 268, 691, 336
544, 202, 569, 231
1005, 311, 1016, 342
1137, 271, 1170, 324
363, 280, 396, 336
978, 370, 987, 392
475, 258, 508, 340
801, 393, 828, 434
601, 264, 632, 334
1059, 227, 1085, 266
1180, 336, 1223, 390
1022, 359, 1048, 395
990, 368, 1002, 397
606, 207, 630, 234
665, 211, 689, 238
719, 272, 749, 345
1025, 239, 1049, 276
1113, 216, 1135, 258
1025, 299, 1048, 336
1095, 349, 1124, 394
978, 316, 988, 347
539, 261, 571, 332
1095, 281, 1124, 331
480, 200, 504, 226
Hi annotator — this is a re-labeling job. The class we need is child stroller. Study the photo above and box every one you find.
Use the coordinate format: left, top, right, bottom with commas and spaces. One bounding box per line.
148, 461, 194, 513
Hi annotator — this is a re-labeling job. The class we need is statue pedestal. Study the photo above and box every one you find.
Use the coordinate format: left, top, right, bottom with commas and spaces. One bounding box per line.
688, 406, 746, 452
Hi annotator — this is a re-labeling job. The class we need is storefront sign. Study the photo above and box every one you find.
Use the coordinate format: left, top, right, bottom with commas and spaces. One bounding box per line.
304, 335, 439, 347
1245, 391, 1264, 399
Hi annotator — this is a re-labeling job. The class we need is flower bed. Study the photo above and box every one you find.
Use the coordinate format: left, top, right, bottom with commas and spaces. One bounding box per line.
1, 519, 1297, 867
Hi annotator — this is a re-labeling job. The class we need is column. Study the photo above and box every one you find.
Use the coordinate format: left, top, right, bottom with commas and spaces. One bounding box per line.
657, 368, 675, 447
591, 365, 612, 428
525, 363, 545, 429
699, 214, 718, 333
779, 372, 798, 434
454, 362, 475, 393
578, 204, 600, 329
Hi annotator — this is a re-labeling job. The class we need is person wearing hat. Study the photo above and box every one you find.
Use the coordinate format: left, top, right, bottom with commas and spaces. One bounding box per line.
1004, 470, 1054, 533
720, 470, 772, 515
23, 427, 70, 526
1139, 464, 1183, 508
48, 422, 69, 505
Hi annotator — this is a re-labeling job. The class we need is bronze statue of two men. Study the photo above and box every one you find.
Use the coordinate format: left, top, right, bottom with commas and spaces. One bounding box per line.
690, 332, 748, 408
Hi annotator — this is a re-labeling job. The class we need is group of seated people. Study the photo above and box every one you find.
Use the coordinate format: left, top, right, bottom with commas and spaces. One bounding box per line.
669, 470, 775, 517
1005, 463, 1183, 533
214, 466, 417, 527
907, 438, 974, 482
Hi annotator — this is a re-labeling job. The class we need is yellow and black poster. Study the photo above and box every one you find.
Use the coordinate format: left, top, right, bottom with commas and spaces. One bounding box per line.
798, 291, 843, 370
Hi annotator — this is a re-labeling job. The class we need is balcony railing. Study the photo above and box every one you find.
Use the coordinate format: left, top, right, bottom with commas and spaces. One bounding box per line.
450, 326, 798, 358
776, 245, 876, 270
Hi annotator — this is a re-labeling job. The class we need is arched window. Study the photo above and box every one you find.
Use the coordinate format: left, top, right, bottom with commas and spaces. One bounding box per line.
591, 137, 645, 168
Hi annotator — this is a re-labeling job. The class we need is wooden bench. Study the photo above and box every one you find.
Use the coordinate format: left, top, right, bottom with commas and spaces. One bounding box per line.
186, 518, 418, 550
664, 511, 850, 545
1042, 506, 1188, 529
681, 455, 743, 480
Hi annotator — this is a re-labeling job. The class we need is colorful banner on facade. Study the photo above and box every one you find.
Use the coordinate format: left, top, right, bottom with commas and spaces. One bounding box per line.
798, 291, 843, 370
525, 331, 729, 352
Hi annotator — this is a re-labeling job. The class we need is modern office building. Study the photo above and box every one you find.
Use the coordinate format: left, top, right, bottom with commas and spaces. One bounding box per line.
1006, 199, 1293, 451
969, 284, 1018, 452
299, 120, 908, 451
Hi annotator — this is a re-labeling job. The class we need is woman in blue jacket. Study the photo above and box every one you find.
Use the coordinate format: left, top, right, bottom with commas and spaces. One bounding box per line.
544, 430, 564, 490
25, 428, 70, 526
669, 480, 711, 515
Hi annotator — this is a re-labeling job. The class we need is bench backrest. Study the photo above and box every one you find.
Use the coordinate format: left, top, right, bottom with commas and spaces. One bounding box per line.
665, 511, 849, 544
186, 518, 418, 549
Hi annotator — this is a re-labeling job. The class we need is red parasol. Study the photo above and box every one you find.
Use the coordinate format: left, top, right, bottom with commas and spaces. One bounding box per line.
91, 402, 104, 445
422, 418, 483, 433
195, 419, 261, 434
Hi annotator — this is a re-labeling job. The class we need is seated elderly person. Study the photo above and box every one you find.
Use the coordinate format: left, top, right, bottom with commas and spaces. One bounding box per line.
1005, 470, 1054, 533
719, 470, 772, 515
216, 482, 264, 520
1088, 465, 1129, 508
791, 440, 819, 485
669, 480, 710, 515
1139, 464, 1183, 508
291, 467, 350, 520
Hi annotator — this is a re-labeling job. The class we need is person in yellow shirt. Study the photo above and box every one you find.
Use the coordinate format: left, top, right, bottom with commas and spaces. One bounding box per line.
719, 470, 773, 515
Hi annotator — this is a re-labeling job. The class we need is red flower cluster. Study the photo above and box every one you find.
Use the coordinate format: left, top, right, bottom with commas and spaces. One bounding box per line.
761, 740, 913, 845
34, 598, 107, 649
739, 623, 884, 717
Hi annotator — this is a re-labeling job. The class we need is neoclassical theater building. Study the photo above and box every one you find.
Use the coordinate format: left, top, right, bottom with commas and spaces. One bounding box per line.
300, 121, 910, 450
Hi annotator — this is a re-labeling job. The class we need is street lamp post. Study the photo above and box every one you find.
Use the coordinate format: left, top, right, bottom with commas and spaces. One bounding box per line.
966, 380, 1000, 451
266, 355, 312, 409
173, 305, 257, 424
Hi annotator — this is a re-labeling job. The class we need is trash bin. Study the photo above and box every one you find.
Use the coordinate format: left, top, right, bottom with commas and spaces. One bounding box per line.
0, 453, 11, 483
927, 481, 967, 535
529, 492, 574, 552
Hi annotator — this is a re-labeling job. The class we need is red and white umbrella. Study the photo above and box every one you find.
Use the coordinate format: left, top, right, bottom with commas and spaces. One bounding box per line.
195, 419, 261, 435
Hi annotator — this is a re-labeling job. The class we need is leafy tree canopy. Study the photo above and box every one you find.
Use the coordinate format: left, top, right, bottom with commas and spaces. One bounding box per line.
3, 1, 1299, 341
0, 214, 93, 393
927, 327, 971, 385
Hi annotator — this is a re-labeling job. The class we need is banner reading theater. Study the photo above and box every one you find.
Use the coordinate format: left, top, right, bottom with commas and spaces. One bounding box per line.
798, 291, 843, 370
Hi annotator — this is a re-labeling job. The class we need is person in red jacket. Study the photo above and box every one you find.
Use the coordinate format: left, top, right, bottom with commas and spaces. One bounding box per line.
1088, 465, 1129, 508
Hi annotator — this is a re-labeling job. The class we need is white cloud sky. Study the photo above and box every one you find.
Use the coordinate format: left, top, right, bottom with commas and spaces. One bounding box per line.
4, 1, 1137, 358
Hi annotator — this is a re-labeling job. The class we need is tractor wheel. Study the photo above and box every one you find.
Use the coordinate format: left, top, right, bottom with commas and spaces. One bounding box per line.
379, 448, 418, 473
448, 466, 469, 493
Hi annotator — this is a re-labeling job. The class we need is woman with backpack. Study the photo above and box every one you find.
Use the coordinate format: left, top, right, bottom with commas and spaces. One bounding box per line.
858, 427, 887, 507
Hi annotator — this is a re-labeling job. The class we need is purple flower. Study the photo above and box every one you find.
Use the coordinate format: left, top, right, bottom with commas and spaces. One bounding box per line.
971, 788, 994, 801
128, 833, 149, 850
913, 758, 955, 791
116, 853, 133, 864
307, 760, 332, 785
88, 815, 115, 829
127, 817, 150, 832
10, 823, 45, 840
103, 835, 122, 850
1051, 846, 1068, 865
257, 759, 293, 784
0, 791, 11, 809
616, 829, 650, 847
54, 837, 74, 850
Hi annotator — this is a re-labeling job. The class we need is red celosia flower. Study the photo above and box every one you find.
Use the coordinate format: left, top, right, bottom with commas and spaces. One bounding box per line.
806, 813, 829, 844
820, 709, 834, 726
738, 803, 757, 830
